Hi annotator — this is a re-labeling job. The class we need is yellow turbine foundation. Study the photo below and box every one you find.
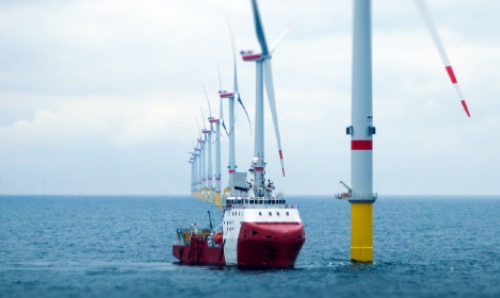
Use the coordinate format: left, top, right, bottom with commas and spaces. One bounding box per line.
215, 192, 222, 207
223, 187, 231, 199
350, 202, 373, 263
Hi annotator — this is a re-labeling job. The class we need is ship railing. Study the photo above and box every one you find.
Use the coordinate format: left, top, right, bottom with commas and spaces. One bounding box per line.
334, 192, 378, 202
224, 196, 298, 209
224, 204, 298, 209
176, 227, 212, 244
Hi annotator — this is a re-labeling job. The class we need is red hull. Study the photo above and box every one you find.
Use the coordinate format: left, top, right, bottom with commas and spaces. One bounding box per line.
237, 222, 305, 269
172, 234, 225, 266
172, 222, 305, 269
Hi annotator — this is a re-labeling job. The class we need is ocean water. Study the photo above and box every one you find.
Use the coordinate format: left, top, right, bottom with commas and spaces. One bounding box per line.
1, 195, 499, 297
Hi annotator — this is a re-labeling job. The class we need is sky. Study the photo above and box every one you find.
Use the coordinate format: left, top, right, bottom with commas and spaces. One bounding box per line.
1, 0, 499, 196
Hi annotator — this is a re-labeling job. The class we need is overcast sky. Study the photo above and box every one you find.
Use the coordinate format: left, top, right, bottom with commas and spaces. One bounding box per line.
1, 0, 499, 196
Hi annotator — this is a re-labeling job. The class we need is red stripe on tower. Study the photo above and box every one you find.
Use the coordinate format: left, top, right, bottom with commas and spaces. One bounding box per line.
351, 140, 373, 150
445, 66, 457, 84
228, 170, 235, 174
278, 150, 283, 160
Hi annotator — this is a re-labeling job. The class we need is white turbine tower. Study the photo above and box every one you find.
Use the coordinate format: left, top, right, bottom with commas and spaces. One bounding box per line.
241, 0, 287, 197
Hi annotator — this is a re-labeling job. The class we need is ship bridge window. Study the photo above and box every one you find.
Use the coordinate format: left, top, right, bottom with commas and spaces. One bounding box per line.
268, 212, 272, 216
277, 212, 280, 216
286, 212, 289, 216
259, 212, 262, 216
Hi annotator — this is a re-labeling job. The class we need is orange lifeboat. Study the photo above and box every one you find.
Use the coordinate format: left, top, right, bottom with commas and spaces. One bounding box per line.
213, 232, 223, 244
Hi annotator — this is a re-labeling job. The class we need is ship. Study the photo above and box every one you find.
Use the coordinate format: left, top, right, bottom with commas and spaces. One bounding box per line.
174, 0, 305, 269
172, 193, 305, 269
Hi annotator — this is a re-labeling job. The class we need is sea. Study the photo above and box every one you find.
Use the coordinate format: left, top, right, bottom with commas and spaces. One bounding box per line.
1, 195, 499, 298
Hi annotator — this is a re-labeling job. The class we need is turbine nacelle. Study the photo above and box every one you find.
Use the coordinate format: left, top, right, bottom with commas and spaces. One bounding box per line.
218, 90, 234, 98
241, 50, 263, 62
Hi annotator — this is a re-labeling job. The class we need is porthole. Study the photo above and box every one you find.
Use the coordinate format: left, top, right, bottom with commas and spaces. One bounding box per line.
268, 212, 272, 216
286, 212, 289, 216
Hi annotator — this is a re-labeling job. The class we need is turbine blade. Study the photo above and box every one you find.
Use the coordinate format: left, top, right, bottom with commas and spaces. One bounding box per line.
263, 59, 285, 177
216, 61, 223, 91
199, 103, 207, 129
203, 85, 212, 117
219, 98, 229, 136
237, 93, 252, 135
250, 0, 269, 56
228, 19, 251, 135
270, 22, 296, 54
221, 120, 229, 137
415, 0, 471, 117
195, 117, 202, 138
227, 22, 240, 93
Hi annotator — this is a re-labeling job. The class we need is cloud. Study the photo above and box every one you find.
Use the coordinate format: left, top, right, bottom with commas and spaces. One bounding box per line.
1, 0, 499, 195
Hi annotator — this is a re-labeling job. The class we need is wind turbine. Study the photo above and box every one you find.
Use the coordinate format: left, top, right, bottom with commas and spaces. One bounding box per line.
197, 136, 206, 200
188, 152, 195, 195
219, 24, 252, 196
194, 117, 206, 200
337, 0, 471, 264
194, 145, 201, 198
208, 86, 226, 207
203, 88, 215, 203
241, 0, 287, 197
216, 64, 230, 137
